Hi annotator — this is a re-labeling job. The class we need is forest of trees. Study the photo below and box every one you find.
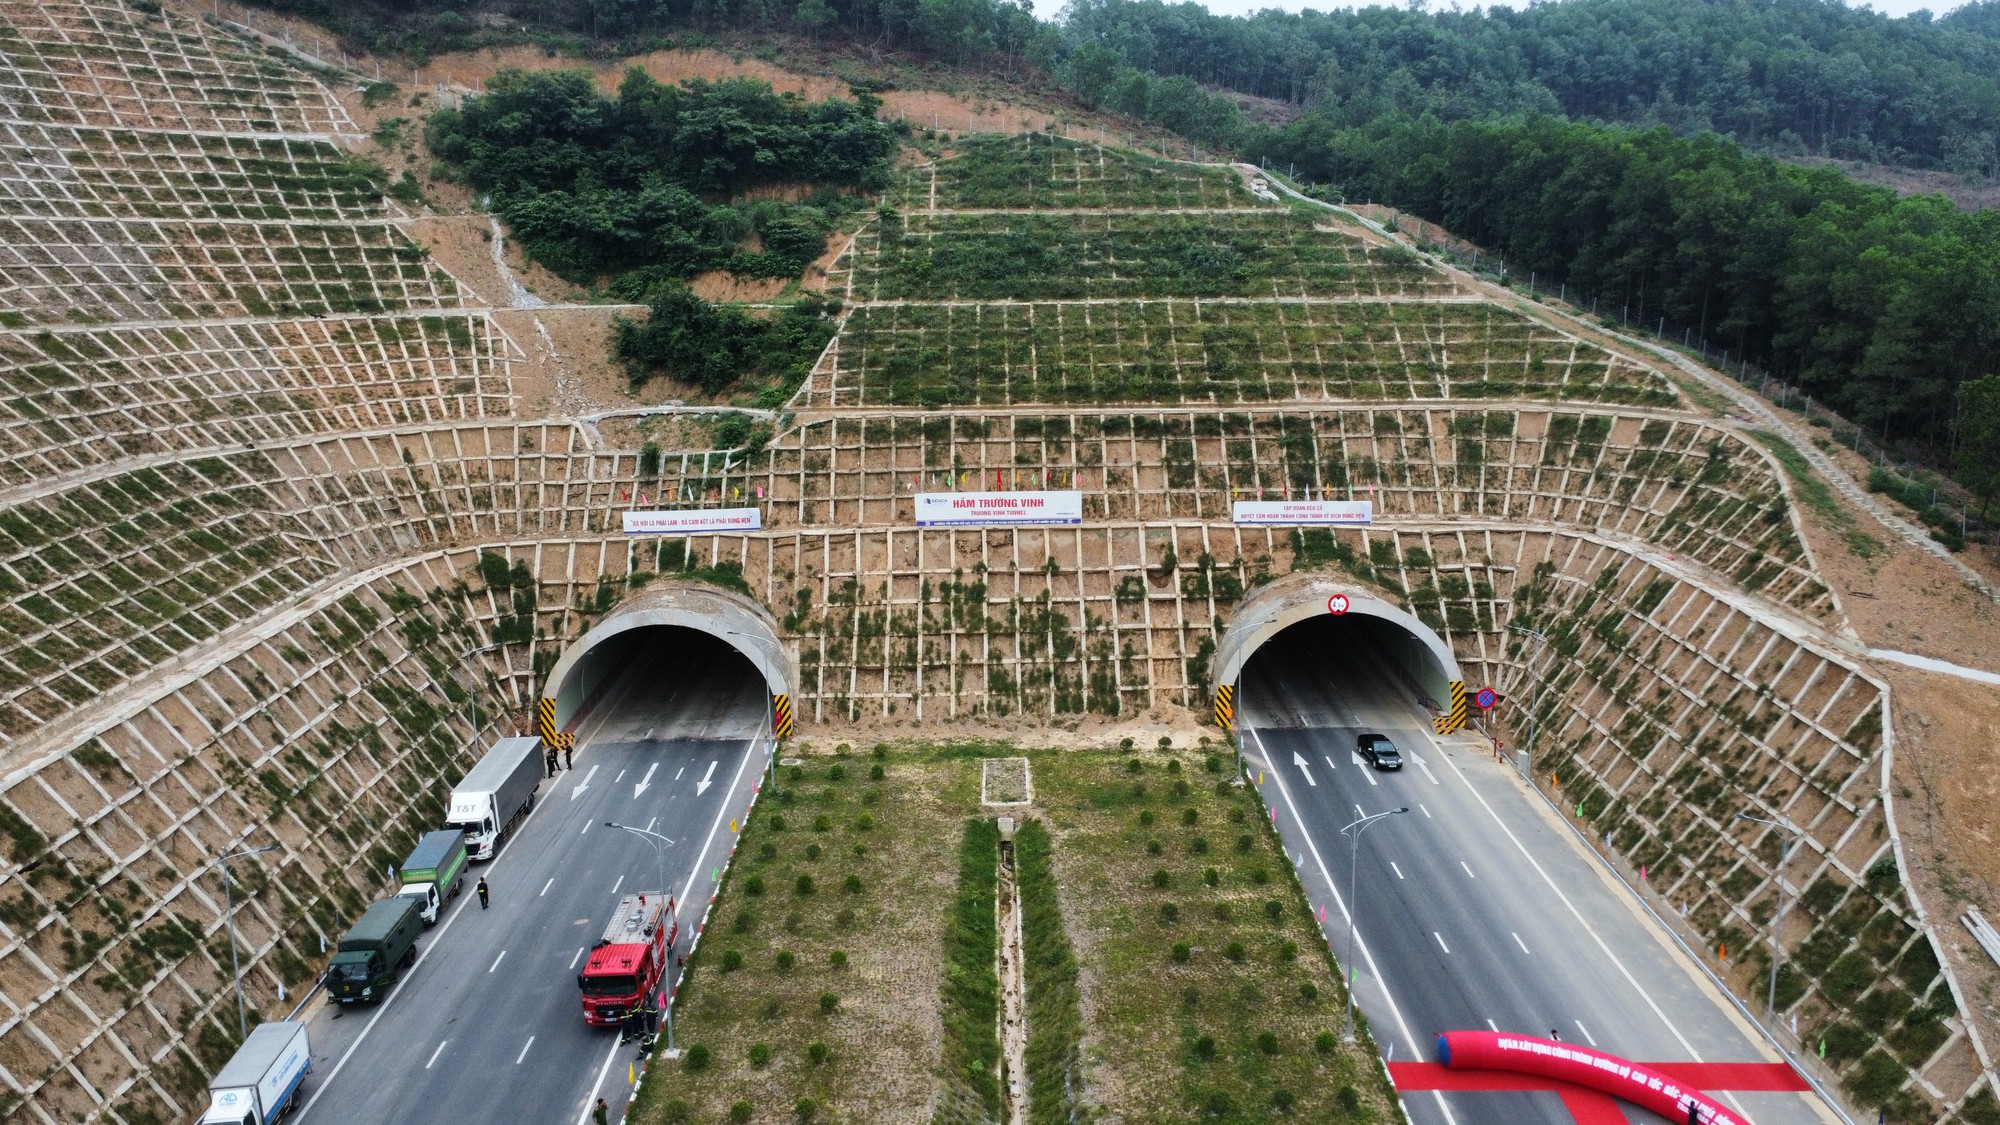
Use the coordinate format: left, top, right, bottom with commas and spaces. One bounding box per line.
1263, 112, 2000, 462
1064, 0, 2000, 172
426, 68, 896, 298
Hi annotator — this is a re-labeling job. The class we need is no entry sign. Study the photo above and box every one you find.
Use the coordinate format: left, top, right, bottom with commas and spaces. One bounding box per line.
1327, 593, 1351, 615
1475, 688, 1497, 710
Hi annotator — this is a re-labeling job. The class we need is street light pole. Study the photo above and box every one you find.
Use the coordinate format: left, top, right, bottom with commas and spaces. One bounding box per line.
456, 642, 506, 746
1340, 807, 1409, 1041
214, 844, 277, 1040
1509, 625, 1550, 781
1737, 812, 1801, 1025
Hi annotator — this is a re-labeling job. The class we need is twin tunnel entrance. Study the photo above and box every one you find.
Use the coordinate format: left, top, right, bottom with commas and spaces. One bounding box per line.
534, 575, 1464, 741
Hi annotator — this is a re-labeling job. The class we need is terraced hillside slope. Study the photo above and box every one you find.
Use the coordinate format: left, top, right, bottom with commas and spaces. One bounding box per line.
0, 6, 1995, 1123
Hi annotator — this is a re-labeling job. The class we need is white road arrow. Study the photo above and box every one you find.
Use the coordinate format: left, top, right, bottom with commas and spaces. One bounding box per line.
694, 760, 718, 797
1291, 751, 1316, 787
570, 764, 597, 801
633, 762, 659, 799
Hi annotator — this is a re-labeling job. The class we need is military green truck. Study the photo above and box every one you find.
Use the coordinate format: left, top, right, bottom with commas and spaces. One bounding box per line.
327, 896, 423, 1004
396, 829, 468, 926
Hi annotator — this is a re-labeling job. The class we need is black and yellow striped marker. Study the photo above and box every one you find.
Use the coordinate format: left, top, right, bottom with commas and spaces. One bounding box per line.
537, 697, 557, 746
772, 693, 794, 739
1213, 683, 1235, 730
1433, 680, 1468, 735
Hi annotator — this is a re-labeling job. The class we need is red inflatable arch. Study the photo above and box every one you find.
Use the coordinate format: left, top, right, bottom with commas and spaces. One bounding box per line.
1437, 1031, 1748, 1125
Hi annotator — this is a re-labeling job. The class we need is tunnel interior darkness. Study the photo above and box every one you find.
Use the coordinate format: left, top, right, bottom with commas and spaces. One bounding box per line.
1239, 612, 1457, 719
557, 625, 764, 731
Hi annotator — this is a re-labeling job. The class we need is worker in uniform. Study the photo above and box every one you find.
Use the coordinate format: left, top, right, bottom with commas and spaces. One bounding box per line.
476, 876, 489, 909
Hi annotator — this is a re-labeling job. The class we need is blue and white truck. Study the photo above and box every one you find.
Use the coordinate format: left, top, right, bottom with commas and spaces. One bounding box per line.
196, 1020, 309, 1125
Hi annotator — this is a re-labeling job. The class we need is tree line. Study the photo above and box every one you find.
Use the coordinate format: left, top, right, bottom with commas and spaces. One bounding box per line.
1260, 111, 2000, 481
1062, 0, 2000, 174
426, 68, 896, 298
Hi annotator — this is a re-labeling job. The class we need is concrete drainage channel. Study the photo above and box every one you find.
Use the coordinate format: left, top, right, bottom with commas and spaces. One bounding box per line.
997, 816, 1030, 1125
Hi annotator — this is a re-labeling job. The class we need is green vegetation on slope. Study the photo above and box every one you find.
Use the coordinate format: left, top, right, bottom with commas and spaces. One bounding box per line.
426, 68, 894, 297
613, 288, 836, 400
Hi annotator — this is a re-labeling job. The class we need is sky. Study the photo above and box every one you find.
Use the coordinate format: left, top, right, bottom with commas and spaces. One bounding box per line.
1190, 0, 1964, 20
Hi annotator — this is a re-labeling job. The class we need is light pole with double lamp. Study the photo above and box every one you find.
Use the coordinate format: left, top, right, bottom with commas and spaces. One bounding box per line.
604, 822, 678, 1049
1340, 807, 1408, 1041
1737, 811, 1803, 1025
1509, 625, 1550, 780
213, 843, 278, 1039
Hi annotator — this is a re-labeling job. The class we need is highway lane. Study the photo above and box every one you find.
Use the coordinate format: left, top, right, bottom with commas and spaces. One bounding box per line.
1240, 625, 1839, 1125
296, 634, 770, 1125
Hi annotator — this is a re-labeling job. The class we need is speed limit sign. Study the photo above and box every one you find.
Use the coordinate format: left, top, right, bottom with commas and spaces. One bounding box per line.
1327, 593, 1350, 615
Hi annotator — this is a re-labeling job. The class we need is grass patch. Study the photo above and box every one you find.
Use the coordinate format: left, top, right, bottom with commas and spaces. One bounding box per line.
940, 819, 1004, 1117
628, 750, 965, 1125
1747, 429, 1876, 556
1015, 819, 1085, 1125
1033, 750, 1395, 1122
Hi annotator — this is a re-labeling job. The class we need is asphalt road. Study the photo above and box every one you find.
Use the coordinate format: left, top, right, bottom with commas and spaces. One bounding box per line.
1239, 626, 1842, 1125
294, 636, 770, 1125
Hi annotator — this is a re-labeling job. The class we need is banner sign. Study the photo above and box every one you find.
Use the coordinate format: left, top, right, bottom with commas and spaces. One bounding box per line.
915, 491, 1083, 527
622, 507, 762, 535
1231, 499, 1374, 526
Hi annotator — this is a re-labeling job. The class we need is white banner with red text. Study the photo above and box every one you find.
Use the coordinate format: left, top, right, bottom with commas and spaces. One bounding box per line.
622, 508, 763, 534
914, 491, 1084, 527
1231, 499, 1374, 526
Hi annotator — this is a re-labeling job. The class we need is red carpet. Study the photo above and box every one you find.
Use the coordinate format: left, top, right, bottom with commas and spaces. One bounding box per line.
1390, 1059, 1809, 1124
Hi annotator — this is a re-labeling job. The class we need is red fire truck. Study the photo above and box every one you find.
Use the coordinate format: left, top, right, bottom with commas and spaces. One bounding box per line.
578, 892, 675, 1028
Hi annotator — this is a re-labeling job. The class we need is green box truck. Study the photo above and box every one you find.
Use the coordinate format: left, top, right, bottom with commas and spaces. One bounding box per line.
327, 896, 423, 1005
396, 829, 468, 926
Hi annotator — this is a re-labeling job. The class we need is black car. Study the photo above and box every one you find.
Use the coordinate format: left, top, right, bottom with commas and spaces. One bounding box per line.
1357, 734, 1403, 770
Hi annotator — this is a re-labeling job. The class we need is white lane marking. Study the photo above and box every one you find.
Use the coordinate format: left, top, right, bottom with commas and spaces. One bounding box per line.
1390, 862, 1405, 880
644, 816, 657, 833
1323, 754, 1338, 771
540, 878, 553, 897
1461, 861, 1477, 879
1247, 728, 1447, 1112
580, 822, 590, 835
571, 763, 598, 800
1410, 753, 1441, 785
1425, 728, 1707, 1060
579, 730, 765, 1125
1349, 752, 1380, 785
675, 767, 685, 781
488, 951, 506, 973
1575, 1020, 1598, 1046
424, 1040, 447, 1069
694, 759, 718, 796
633, 762, 660, 798
1419, 803, 1433, 818
1512, 932, 1531, 955
610, 875, 624, 894
615, 769, 626, 784
569, 947, 586, 970
1434, 932, 1451, 954
1292, 751, 1316, 787
1486, 1019, 1498, 1033
515, 1036, 535, 1064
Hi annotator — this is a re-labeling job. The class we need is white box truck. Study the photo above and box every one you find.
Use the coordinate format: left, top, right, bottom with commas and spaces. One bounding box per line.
197, 1020, 309, 1125
445, 735, 542, 860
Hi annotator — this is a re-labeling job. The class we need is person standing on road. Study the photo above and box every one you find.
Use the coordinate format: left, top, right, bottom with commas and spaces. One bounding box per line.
592, 1097, 609, 1125
565, 741, 575, 770
545, 746, 559, 777
476, 876, 490, 909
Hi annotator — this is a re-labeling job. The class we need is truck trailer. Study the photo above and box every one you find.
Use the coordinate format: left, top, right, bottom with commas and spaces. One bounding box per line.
396, 829, 468, 926
327, 896, 423, 1004
445, 735, 541, 860
578, 892, 676, 1028
196, 1020, 309, 1125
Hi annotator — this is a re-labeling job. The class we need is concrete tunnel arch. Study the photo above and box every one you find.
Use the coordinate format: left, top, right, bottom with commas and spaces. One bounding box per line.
1211, 572, 1466, 727
541, 581, 794, 733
